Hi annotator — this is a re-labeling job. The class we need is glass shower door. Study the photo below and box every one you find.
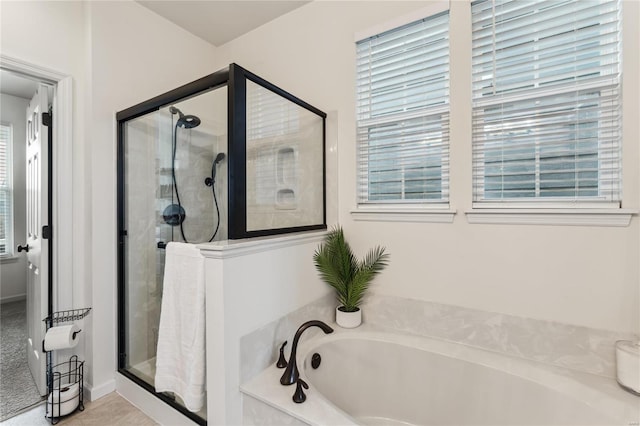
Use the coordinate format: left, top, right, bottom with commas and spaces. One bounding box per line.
120, 85, 227, 423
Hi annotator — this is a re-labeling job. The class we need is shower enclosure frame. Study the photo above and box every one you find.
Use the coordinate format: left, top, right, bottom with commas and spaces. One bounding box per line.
115, 63, 327, 425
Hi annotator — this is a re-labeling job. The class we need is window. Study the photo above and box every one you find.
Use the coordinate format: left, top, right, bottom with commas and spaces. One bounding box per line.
356, 10, 450, 205
0, 124, 13, 256
471, 0, 621, 206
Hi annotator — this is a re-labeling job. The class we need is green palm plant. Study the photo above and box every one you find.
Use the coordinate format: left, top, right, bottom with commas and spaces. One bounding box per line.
313, 226, 389, 312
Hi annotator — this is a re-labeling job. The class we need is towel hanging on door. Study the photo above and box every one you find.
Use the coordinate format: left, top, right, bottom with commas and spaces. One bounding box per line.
154, 242, 206, 412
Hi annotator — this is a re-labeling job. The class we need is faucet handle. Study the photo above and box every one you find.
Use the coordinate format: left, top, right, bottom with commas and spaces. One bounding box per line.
276, 341, 288, 368
292, 379, 309, 403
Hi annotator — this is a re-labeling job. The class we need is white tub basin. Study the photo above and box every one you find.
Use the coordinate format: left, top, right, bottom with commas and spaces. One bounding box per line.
242, 328, 640, 425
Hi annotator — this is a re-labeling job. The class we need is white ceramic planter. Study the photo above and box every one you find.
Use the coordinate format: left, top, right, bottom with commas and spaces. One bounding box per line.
336, 306, 362, 328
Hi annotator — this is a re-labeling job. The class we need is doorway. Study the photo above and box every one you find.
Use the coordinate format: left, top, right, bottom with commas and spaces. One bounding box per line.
0, 54, 74, 423
0, 68, 53, 421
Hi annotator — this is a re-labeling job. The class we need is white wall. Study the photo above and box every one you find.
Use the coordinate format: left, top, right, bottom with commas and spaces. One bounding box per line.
0, 93, 29, 303
214, 0, 640, 334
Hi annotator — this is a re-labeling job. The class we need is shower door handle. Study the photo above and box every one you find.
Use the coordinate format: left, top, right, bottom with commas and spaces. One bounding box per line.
157, 241, 167, 249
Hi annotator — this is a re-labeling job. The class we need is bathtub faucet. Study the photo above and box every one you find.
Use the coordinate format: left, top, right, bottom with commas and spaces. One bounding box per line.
280, 320, 333, 386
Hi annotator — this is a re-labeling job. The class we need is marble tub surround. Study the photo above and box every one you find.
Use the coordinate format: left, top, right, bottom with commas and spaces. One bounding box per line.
361, 294, 638, 379
241, 357, 355, 426
239, 294, 639, 424
239, 293, 335, 385
241, 325, 639, 426
243, 395, 310, 426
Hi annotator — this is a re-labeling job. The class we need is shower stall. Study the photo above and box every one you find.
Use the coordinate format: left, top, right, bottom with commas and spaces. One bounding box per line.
116, 64, 326, 424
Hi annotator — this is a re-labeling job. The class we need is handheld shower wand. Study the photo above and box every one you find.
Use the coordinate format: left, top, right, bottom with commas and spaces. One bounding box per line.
205, 153, 226, 187
204, 152, 225, 242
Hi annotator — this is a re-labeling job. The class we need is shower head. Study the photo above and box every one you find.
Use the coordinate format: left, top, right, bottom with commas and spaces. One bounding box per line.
214, 152, 226, 164
178, 115, 201, 129
170, 105, 201, 129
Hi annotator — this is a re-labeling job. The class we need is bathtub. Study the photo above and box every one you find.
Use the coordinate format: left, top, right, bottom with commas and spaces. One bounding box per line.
241, 327, 640, 425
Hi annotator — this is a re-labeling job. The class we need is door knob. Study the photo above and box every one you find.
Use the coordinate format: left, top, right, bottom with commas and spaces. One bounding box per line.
17, 244, 29, 253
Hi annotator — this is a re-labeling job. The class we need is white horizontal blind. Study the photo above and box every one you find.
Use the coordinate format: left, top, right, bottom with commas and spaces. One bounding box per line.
0, 124, 12, 255
357, 11, 450, 204
471, 0, 621, 204
246, 80, 299, 141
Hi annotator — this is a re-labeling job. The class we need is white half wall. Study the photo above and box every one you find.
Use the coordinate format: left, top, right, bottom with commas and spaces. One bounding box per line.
213, 0, 640, 334
200, 231, 331, 425
0, 93, 29, 303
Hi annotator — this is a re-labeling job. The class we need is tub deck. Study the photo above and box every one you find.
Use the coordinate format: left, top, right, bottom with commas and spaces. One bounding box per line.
241, 324, 639, 426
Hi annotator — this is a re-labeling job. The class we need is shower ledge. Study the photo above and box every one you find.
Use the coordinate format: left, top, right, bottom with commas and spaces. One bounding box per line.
197, 230, 327, 259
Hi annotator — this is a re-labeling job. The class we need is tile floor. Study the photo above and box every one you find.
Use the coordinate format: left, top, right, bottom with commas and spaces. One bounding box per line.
0, 392, 156, 426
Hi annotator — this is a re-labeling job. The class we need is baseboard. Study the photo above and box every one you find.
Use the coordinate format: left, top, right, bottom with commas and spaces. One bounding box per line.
1, 293, 27, 304
115, 373, 199, 426
84, 379, 116, 401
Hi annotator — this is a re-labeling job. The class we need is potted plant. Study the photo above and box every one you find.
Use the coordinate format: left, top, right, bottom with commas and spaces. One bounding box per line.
313, 226, 389, 328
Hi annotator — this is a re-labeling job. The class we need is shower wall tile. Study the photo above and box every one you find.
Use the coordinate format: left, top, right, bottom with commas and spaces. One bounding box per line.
124, 121, 160, 366
362, 294, 638, 378
245, 81, 325, 233
239, 294, 335, 384
172, 132, 227, 243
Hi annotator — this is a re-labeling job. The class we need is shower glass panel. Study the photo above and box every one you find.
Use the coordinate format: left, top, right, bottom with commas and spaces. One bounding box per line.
121, 86, 227, 423
245, 80, 324, 232
118, 63, 326, 424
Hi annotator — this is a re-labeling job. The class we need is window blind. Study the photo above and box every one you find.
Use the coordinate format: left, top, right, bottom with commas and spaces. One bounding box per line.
471, 0, 621, 204
356, 10, 450, 204
0, 124, 12, 255
246, 80, 299, 141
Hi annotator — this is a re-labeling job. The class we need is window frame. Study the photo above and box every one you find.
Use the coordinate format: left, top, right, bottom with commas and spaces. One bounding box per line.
352, 3, 456, 222
470, 0, 623, 210
0, 122, 14, 257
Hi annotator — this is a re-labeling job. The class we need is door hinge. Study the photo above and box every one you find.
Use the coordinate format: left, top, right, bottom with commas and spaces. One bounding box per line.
42, 225, 51, 240
42, 111, 52, 127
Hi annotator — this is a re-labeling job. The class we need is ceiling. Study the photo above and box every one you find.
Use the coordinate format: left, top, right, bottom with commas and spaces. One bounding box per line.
1, 2, 311, 99
0, 69, 39, 99
136, 1, 311, 47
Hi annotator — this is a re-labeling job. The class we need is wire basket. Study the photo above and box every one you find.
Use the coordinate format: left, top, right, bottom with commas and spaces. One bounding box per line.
45, 355, 84, 424
43, 308, 92, 326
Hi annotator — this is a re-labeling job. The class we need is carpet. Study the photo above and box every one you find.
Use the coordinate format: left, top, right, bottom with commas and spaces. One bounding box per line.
0, 300, 45, 422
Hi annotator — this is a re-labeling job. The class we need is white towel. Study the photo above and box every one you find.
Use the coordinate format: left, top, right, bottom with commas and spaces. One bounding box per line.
155, 242, 206, 412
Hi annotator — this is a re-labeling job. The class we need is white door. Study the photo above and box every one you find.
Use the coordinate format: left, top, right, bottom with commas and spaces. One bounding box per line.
23, 84, 49, 396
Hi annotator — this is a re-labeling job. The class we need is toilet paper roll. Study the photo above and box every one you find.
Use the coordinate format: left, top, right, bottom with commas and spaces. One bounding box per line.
46, 382, 80, 418
44, 324, 81, 351
616, 340, 640, 395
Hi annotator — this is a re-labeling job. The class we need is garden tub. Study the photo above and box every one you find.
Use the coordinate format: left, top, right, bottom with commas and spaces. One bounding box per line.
241, 327, 640, 425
